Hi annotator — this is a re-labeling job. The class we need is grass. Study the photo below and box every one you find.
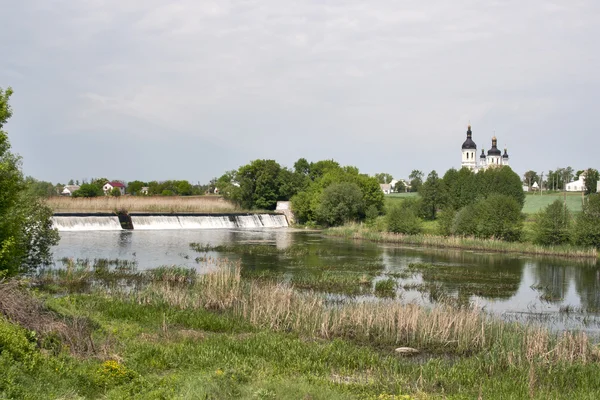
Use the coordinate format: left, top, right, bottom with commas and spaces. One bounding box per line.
45, 195, 240, 213
324, 224, 599, 260
3, 261, 600, 398
523, 192, 584, 214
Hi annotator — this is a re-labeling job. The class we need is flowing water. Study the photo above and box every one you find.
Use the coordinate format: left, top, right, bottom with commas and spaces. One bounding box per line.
52, 223, 600, 335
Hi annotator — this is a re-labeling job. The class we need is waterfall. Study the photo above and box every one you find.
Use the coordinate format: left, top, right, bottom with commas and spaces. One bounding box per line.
52, 214, 288, 231
52, 216, 123, 231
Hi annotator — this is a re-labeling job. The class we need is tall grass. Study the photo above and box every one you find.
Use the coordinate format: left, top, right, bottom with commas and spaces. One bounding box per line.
45, 195, 239, 213
325, 224, 599, 259
135, 261, 599, 367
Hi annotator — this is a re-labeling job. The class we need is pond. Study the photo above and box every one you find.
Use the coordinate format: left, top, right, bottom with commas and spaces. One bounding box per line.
53, 229, 600, 335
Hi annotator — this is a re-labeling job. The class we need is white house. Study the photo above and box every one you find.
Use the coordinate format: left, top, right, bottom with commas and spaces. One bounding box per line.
103, 181, 126, 195
380, 184, 392, 194
61, 185, 80, 196
565, 172, 600, 192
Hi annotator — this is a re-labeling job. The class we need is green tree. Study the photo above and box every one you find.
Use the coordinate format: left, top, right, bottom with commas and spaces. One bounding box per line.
523, 170, 539, 189
1, 87, 59, 276
127, 180, 147, 195
111, 187, 122, 197
24, 177, 56, 198
72, 183, 103, 198
315, 182, 364, 226
574, 194, 600, 248
393, 180, 406, 193
453, 194, 523, 241
584, 168, 599, 195
374, 173, 394, 184
409, 170, 424, 192
387, 199, 422, 234
419, 170, 442, 220
532, 199, 571, 245
236, 159, 282, 210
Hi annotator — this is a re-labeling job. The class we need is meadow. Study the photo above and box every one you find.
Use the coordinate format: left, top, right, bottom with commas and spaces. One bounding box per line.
2, 260, 600, 399
46, 195, 240, 214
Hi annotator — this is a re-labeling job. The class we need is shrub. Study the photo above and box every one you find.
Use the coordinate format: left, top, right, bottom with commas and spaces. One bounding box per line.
532, 199, 571, 245
574, 194, 600, 248
315, 182, 364, 226
387, 201, 422, 235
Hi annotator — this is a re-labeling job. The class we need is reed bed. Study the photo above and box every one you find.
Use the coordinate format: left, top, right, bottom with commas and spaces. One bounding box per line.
45, 195, 239, 213
135, 262, 599, 367
325, 225, 599, 259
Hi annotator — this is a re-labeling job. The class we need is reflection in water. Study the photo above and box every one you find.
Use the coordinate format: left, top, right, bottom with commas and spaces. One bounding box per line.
53, 230, 600, 332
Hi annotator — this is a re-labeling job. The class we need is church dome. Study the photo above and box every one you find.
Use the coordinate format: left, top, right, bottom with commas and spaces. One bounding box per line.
487, 135, 501, 156
503, 148, 509, 158
480, 149, 486, 159
461, 125, 477, 149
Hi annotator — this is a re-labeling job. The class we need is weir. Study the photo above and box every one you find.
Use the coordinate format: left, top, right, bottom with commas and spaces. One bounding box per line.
51, 213, 288, 231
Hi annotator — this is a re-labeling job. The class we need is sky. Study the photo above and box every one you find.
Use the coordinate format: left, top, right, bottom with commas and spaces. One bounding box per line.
1, 0, 598, 184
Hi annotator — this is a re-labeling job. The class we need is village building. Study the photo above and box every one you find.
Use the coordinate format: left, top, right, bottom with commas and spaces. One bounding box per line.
103, 181, 126, 195
461, 125, 510, 171
565, 171, 600, 192
61, 185, 80, 196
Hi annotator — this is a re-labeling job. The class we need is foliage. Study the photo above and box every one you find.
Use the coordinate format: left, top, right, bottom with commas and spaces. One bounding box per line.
146, 180, 202, 196
110, 187, 121, 197
386, 199, 422, 235
523, 170, 539, 188
574, 194, 600, 248
584, 168, 599, 195
418, 170, 442, 220
0, 87, 59, 275
126, 180, 147, 195
546, 167, 574, 191
532, 199, 571, 245
315, 182, 364, 226
72, 183, 103, 198
291, 160, 384, 226
452, 194, 523, 241
393, 180, 406, 192
408, 170, 423, 192
374, 172, 394, 184
24, 177, 56, 198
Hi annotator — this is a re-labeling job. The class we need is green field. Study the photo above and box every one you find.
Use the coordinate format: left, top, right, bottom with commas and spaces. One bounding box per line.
523, 192, 584, 214
385, 192, 585, 215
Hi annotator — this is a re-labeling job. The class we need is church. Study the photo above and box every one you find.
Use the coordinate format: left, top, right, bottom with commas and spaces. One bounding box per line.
461, 125, 509, 171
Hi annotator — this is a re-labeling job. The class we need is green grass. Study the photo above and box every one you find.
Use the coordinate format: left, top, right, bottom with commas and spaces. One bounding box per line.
523, 192, 583, 214
3, 266, 600, 399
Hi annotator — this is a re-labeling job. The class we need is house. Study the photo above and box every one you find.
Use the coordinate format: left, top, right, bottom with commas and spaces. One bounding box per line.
140, 187, 149, 195
61, 185, 80, 196
565, 172, 600, 192
380, 184, 391, 194
103, 181, 126, 195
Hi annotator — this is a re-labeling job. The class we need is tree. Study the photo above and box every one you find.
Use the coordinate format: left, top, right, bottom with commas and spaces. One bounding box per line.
374, 173, 394, 184
127, 180, 147, 195
68, 179, 74, 185
584, 168, 599, 195
393, 180, 406, 193
236, 159, 282, 210
315, 182, 364, 226
72, 183, 103, 197
25, 177, 56, 198
419, 170, 442, 220
409, 170, 424, 192
523, 170, 539, 189
387, 199, 422, 234
532, 199, 571, 245
574, 194, 600, 248
1, 87, 59, 276
111, 187, 122, 197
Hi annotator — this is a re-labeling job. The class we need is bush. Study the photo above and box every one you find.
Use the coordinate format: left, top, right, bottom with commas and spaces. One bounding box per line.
532, 199, 571, 245
111, 187, 121, 197
315, 182, 364, 226
452, 195, 523, 241
387, 201, 422, 235
574, 194, 600, 248
436, 208, 456, 236
72, 183, 103, 198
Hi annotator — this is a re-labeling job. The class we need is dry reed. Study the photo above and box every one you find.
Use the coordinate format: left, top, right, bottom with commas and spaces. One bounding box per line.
45, 195, 239, 214
135, 262, 599, 367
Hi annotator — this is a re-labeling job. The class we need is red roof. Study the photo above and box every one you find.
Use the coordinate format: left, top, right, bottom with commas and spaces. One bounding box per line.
108, 181, 125, 188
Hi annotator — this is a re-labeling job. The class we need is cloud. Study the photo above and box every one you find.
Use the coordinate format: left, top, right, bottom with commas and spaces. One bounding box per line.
1, 0, 599, 182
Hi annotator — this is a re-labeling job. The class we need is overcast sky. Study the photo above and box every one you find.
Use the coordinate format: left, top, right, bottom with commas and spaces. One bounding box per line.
1, 0, 598, 184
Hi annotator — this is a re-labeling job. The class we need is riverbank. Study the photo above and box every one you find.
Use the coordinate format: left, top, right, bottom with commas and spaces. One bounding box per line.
324, 224, 599, 259
45, 195, 240, 214
2, 262, 600, 399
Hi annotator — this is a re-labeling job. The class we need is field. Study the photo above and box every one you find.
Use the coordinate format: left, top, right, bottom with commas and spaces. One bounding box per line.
523, 192, 584, 214
45, 195, 240, 213
385, 192, 585, 215
2, 260, 600, 399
